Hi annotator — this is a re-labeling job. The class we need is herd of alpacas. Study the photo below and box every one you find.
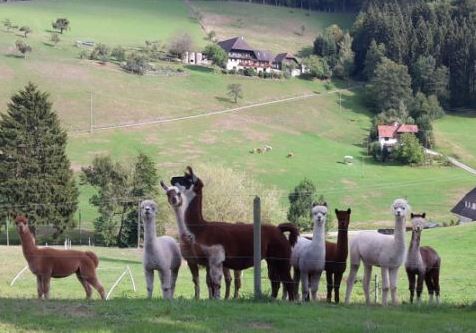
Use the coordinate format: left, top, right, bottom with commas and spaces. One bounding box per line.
14, 166, 441, 305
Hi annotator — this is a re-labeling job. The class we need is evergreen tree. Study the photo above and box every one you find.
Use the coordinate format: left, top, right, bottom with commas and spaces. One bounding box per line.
287, 178, 317, 231
0, 83, 78, 236
363, 40, 386, 79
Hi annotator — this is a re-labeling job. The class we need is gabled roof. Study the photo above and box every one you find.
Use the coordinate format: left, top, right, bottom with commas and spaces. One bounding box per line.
451, 187, 476, 221
274, 52, 299, 63
217, 36, 254, 52
255, 50, 274, 62
378, 123, 418, 138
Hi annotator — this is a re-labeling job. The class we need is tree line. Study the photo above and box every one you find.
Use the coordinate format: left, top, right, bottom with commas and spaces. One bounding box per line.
195, 0, 365, 12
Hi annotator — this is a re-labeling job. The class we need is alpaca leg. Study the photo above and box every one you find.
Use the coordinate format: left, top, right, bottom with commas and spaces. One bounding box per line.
209, 262, 223, 299
159, 269, 172, 300
267, 262, 281, 299
223, 267, 232, 300
145, 269, 154, 299
310, 271, 322, 301
433, 268, 440, 304
363, 264, 372, 305
292, 267, 301, 301
77, 273, 93, 299
345, 264, 359, 305
326, 271, 334, 303
36, 276, 44, 300
406, 271, 416, 304
188, 262, 200, 300
389, 267, 399, 305
171, 267, 179, 299
416, 272, 425, 304
334, 272, 344, 304
425, 273, 434, 304
381, 267, 390, 306
87, 276, 106, 300
233, 270, 241, 299
205, 266, 213, 299
277, 260, 295, 301
301, 272, 310, 302
42, 276, 51, 300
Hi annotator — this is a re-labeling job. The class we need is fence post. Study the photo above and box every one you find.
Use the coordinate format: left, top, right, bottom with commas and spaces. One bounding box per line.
137, 201, 141, 249
253, 196, 262, 299
6, 217, 9, 246
78, 208, 82, 246
374, 274, 378, 304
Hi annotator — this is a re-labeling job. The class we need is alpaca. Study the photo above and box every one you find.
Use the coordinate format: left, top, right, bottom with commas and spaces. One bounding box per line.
325, 208, 351, 303
345, 199, 409, 305
162, 167, 298, 300
405, 213, 441, 304
141, 200, 181, 299
161, 182, 242, 300
290, 203, 327, 301
14, 215, 105, 300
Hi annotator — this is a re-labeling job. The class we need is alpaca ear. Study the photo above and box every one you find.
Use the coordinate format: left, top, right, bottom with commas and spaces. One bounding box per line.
160, 181, 169, 191
312, 202, 318, 208
323, 202, 327, 207
422, 213, 426, 218
335, 208, 338, 214
347, 208, 351, 214
186, 166, 198, 184
411, 213, 414, 218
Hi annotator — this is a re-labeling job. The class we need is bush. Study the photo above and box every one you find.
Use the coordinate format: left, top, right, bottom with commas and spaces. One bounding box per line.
203, 43, 228, 68
111, 46, 126, 62
168, 32, 193, 58
90, 43, 109, 62
121, 53, 151, 75
303, 55, 332, 79
243, 67, 257, 77
78, 49, 89, 59
393, 133, 425, 165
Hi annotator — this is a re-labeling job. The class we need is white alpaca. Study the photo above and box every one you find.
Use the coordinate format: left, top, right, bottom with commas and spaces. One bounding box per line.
141, 200, 181, 300
290, 203, 327, 301
345, 198, 409, 306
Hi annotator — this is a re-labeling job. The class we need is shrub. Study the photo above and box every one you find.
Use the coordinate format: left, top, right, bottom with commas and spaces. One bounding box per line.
168, 32, 193, 58
203, 43, 228, 68
243, 67, 257, 77
122, 53, 151, 75
303, 55, 332, 79
90, 43, 109, 62
393, 133, 425, 165
78, 49, 89, 59
111, 46, 126, 62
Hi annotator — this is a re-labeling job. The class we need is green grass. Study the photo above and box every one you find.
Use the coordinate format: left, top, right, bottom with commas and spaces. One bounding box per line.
1, 224, 476, 332
193, 0, 355, 54
434, 113, 476, 169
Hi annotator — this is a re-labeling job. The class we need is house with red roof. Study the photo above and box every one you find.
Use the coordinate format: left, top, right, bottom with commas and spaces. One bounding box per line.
378, 122, 419, 149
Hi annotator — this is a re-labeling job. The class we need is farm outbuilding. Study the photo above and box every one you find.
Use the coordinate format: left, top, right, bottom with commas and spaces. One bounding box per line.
451, 187, 476, 223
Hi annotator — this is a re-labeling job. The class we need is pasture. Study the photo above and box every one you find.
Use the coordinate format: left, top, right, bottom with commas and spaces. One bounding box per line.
1, 223, 476, 332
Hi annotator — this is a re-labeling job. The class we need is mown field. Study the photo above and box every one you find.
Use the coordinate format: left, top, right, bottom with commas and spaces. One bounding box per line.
1, 223, 476, 332
0, 0, 475, 231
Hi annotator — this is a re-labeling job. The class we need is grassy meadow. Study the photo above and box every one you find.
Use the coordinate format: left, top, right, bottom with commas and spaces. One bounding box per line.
0, 0, 475, 231
1, 223, 476, 332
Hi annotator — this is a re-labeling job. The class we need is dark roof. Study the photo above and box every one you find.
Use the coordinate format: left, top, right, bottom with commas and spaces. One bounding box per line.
451, 187, 476, 220
217, 36, 254, 52
274, 52, 299, 63
254, 50, 274, 62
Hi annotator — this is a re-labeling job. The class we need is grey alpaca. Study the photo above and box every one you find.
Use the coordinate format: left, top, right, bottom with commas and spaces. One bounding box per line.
141, 200, 181, 299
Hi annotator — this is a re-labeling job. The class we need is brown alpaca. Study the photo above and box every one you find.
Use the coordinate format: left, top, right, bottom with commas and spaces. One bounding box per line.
162, 167, 298, 300
15, 216, 105, 300
405, 213, 441, 304
325, 208, 351, 303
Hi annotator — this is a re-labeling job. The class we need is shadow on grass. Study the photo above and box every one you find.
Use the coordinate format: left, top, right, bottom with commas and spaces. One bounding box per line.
3, 54, 24, 59
184, 65, 214, 73
99, 256, 141, 265
215, 96, 234, 104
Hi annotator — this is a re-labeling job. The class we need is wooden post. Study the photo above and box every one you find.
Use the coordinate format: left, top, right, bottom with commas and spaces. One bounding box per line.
253, 196, 262, 299
6, 217, 9, 246
90, 91, 93, 133
78, 208, 82, 245
374, 274, 378, 304
137, 201, 141, 249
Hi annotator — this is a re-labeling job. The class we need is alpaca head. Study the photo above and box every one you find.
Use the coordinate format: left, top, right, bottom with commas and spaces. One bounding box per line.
410, 213, 426, 233
392, 198, 410, 218
311, 202, 328, 226
169, 166, 202, 204
140, 200, 158, 221
335, 208, 351, 229
15, 215, 29, 233
161, 181, 183, 208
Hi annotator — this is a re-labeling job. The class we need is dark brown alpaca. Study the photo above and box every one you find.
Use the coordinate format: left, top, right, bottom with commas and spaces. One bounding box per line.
162, 167, 298, 300
325, 208, 351, 303
15, 216, 105, 300
405, 213, 441, 304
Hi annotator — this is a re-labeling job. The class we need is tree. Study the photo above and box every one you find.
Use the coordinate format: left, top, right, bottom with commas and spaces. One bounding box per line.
89, 43, 109, 63
81, 153, 159, 247
411, 55, 449, 103
15, 40, 32, 59
19, 25, 32, 38
0, 83, 78, 237
369, 58, 412, 113
111, 46, 126, 62
393, 133, 425, 165
122, 53, 151, 75
207, 30, 216, 41
168, 32, 194, 58
363, 40, 386, 80
287, 179, 316, 231
52, 18, 70, 34
227, 83, 243, 103
303, 55, 332, 79
203, 44, 228, 68
334, 33, 354, 79
50, 32, 60, 46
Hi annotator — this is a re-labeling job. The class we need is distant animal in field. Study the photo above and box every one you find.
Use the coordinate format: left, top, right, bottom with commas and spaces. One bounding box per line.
325, 208, 351, 303
345, 199, 409, 306
141, 200, 181, 300
15, 215, 105, 300
287, 152, 294, 158
405, 213, 441, 304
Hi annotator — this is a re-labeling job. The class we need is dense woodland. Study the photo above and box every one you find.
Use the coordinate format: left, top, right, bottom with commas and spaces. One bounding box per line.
200, 0, 365, 12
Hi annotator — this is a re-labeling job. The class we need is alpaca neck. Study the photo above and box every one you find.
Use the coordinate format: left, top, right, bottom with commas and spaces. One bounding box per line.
172, 205, 190, 237
311, 221, 325, 250
19, 228, 37, 260
143, 217, 157, 245
336, 225, 348, 260
408, 231, 421, 263
393, 215, 406, 248
184, 193, 206, 235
